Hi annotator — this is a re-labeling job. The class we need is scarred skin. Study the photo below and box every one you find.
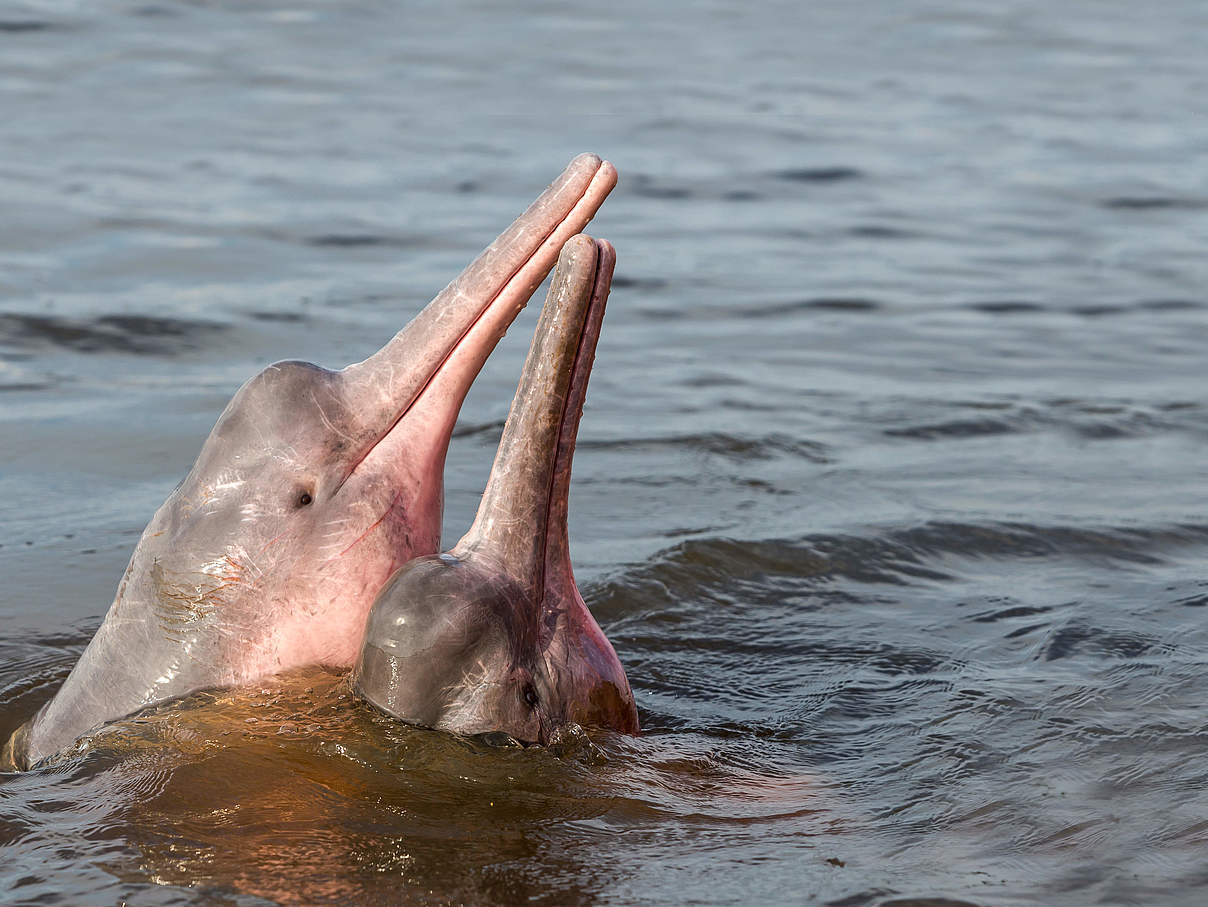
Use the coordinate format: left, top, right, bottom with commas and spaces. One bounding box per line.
353, 235, 639, 744
4, 155, 618, 770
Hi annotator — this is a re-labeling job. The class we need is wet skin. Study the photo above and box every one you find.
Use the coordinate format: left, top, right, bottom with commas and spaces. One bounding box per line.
5, 156, 617, 770
354, 235, 639, 744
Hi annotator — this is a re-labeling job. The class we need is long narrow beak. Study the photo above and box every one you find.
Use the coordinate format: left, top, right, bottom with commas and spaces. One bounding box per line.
454, 234, 614, 596
336, 155, 617, 487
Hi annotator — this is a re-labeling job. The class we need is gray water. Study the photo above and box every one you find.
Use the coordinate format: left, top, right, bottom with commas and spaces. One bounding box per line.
2, 1, 1208, 904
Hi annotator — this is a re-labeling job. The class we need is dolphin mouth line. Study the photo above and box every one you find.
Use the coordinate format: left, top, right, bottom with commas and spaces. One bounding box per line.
532, 241, 606, 594
333, 160, 615, 498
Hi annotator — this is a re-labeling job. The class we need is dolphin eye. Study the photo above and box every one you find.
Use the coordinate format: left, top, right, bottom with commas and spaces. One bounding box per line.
523, 685, 539, 709
297, 491, 313, 507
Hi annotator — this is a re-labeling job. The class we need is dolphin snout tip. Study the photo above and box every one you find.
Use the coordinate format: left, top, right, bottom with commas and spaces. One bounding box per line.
561, 233, 599, 258
568, 153, 618, 191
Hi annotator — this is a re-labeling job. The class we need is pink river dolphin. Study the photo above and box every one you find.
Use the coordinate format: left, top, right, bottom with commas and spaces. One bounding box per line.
5, 155, 617, 769
354, 235, 639, 744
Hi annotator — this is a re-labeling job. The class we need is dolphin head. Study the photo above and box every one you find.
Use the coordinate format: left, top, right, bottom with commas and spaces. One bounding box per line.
131, 156, 619, 677
14, 156, 616, 767
354, 235, 639, 744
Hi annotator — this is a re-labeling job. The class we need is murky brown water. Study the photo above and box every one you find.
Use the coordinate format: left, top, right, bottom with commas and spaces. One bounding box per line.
3, 1, 1208, 904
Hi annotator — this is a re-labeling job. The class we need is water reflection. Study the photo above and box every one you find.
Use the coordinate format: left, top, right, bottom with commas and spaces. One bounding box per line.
34, 672, 826, 905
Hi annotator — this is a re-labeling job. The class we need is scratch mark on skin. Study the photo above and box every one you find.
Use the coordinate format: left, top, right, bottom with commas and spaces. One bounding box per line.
311, 390, 356, 446
317, 517, 359, 553
271, 446, 300, 466
257, 532, 286, 556
319, 517, 354, 532
382, 364, 397, 409
232, 547, 265, 581
441, 664, 500, 729
328, 486, 406, 561
151, 551, 261, 641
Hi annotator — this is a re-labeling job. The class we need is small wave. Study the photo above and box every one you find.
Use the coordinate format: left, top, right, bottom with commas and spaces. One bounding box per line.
451, 418, 505, 440
0, 313, 228, 356
0, 381, 53, 393
628, 169, 865, 204
306, 234, 409, 249
885, 417, 1020, 441
771, 166, 863, 183
746, 297, 883, 318
1101, 196, 1208, 211
1074, 304, 1128, 317
580, 431, 831, 465
131, 5, 178, 17
591, 521, 1208, 613
0, 631, 92, 746
610, 275, 669, 291
848, 225, 923, 240
629, 176, 694, 200
0, 21, 56, 33
969, 300, 1043, 314
1038, 622, 1159, 662
1173, 587, 1208, 608
1136, 299, 1203, 312
884, 399, 1203, 443
968, 298, 1207, 317
969, 603, 1054, 624
248, 310, 308, 323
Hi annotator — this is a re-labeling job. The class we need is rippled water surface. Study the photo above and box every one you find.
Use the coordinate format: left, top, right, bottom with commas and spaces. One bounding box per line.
3, 1, 1208, 904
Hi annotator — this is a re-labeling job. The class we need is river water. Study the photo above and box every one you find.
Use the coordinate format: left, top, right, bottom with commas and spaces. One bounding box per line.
2, 1, 1207, 904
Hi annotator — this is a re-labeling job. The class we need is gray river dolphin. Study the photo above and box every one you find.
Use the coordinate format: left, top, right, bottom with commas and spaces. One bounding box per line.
5, 155, 617, 769
354, 234, 639, 744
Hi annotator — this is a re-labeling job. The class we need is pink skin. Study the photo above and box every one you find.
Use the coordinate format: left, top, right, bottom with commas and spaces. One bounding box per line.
6, 155, 617, 769
355, 236, 638, 744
